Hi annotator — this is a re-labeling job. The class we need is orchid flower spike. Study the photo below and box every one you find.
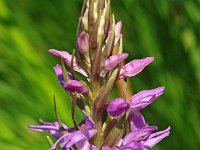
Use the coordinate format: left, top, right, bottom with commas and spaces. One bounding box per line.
29, 0, 170, 149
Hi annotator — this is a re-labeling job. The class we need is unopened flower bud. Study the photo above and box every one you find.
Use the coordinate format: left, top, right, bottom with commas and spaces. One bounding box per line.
114, 21, 122, 46
97, 1, 107, 42
82, 0, 89, 32
77, 31, 89, 54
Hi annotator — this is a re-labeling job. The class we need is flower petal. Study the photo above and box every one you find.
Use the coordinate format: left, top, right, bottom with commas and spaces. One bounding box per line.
84, 117, 96, 130
29, 120, 69, 139
28, 125, 59, 132
81, 111, 96, 129
54, 64, 65, 87
142, 127, 170, 148
64, 80, 89, 93
123, 126, 158, 145
60, 130, 97, 150
129, 87, 165, 110
129, 110, 147, 131
53, 64, 73, 87
49, 132, 79, 150
104, 53, 128, 71
107, 98, 129, 117
49, 49, 88, 77
118, 57, 154, 79
102, 146, 117, 150
119, 141, 148, 150
51, 129, 97, 150
76, 141, 98, 150
49, 49, 74, 67
81, 129, 97, 141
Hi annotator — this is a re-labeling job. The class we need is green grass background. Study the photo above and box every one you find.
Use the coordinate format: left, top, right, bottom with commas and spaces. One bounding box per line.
0, 0, 200, 149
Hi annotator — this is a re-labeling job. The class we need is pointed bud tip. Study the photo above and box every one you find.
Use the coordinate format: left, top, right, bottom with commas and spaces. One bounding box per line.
156, 86, 165, 95
145, 56, 154, 63
48, 49, 56, 54
117, 21, 122, 27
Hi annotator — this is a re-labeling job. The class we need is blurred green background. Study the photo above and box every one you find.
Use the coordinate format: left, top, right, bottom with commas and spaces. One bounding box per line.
0, 0, 200, 149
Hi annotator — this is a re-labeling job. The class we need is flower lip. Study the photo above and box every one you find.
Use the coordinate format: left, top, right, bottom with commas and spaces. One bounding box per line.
107, 98, 130, 117
64, 80, 89, 94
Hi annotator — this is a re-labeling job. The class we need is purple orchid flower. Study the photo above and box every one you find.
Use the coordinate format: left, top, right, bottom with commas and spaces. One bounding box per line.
123, 126, 158, 145
103, 55, 154, 79
106, 86, 168, 149
100, 124, 170, 150
53, 125, 169, 150
106, 85, 169, 150
120, 126, 170, 150
103, 55, 154, 81
107, 87, 165, 117
48, 116, 97, 150
50, 129, 98, 150
141, 127, 170, 148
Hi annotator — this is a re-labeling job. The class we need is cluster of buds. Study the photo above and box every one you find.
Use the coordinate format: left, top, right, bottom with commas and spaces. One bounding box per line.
29, 0, 170, 149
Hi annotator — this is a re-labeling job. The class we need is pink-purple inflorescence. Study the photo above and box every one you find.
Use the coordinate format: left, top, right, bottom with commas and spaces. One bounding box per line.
29, 0, 170, 149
